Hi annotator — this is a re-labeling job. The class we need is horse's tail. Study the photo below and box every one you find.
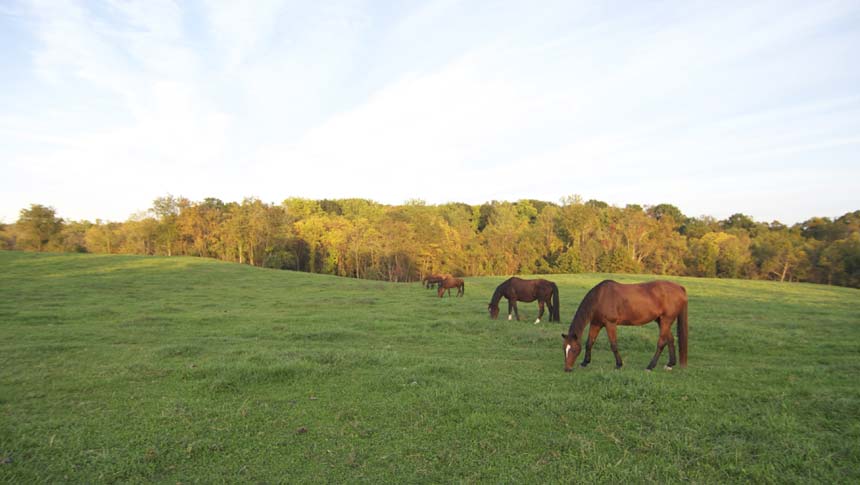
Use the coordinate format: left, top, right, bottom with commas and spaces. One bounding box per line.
551, 282, 560, 322
677, 299, 688, 367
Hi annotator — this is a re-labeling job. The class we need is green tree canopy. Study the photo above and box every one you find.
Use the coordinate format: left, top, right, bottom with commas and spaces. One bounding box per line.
16, 204, 63, 252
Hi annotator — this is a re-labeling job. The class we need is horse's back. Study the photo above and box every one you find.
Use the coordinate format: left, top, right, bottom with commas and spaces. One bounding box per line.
595, 280, 686, 323
641, 280, 687, 310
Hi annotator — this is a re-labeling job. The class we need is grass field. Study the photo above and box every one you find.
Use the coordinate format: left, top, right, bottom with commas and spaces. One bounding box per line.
1, 251, 859, 483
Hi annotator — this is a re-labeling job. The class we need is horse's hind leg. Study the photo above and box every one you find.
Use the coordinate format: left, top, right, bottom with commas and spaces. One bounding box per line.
606, 323, 623, 369
665, 317, 677, 368
535, 301, 544, 324
647, 318, 675, 371
580, 323, 602, 368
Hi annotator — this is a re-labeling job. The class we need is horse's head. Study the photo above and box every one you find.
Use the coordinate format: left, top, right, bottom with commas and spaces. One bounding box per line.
488, 303, 499, 319
562, 333, 581, 372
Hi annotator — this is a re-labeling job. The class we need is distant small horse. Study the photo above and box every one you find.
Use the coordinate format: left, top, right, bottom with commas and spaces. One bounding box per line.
562, 280, 688, 372
437, 276, 464, 297
488, 277, 560, 324
424, 273, 451, 289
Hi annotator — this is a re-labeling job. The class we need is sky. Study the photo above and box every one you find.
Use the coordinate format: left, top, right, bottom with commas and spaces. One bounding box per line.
1, 0, 859, 225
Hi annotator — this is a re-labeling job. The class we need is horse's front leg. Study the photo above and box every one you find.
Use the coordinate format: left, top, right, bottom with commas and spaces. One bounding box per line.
512, 300, 520, 321
507, 299, 513, 320
580, 323, 602, 368
606, 323, 623, 369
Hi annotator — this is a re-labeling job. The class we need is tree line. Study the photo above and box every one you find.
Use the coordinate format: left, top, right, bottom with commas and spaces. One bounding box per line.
3, 196, 859, 288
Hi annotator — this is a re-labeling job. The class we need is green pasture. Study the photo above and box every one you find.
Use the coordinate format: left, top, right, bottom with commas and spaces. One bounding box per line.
1, 251, 859, 483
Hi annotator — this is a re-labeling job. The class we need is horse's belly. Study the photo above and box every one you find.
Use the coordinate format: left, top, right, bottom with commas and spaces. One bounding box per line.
615, 309, 660, 326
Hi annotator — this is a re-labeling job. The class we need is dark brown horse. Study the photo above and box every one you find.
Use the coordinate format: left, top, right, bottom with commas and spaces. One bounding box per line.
424, 273, 451, 289
437, 276, 464, 297
488, 277, 560, 323
562, 280, 688, 372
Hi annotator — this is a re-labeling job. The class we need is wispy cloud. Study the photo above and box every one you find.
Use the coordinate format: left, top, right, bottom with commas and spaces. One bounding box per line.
1, 0, 858, 223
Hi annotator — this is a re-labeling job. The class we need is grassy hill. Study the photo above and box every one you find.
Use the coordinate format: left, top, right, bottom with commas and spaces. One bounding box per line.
1, 251, 859, 483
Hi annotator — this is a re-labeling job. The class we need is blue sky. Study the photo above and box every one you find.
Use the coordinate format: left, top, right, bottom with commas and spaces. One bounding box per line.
1, 0, 858, 224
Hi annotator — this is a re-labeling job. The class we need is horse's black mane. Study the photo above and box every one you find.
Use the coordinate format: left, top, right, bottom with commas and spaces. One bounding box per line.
488, 278, 511, 307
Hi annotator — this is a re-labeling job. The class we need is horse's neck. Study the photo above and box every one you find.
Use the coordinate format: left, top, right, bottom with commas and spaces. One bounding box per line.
489, 285, 506, 306
568, 302, 593, 339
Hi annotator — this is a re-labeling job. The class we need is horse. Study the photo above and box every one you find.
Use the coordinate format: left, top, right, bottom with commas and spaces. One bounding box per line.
561, 280, 688, 372
423, 273, 450, 289
488, 277, 560, 324
437, 276, 464, 297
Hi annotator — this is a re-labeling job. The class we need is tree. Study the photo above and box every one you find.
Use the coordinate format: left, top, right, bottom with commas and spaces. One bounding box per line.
60, 221, 91, 253
283, 198, 321, 219
85, 220, 122, 254
647, 203, 685, 228
120, 214, 159, 255
681, 215, 720, 239
818, 233, 860, 287
722, 213, 757, 234
643, 217, 687, 275
294, 214, 327, 273
585, 199, 609, 209
479, 202, 532, 275
557, 201, 604, 273
0, 222, 15, 250
177, 198, 227, 258
687, 232, 752, 278
8, 197, 859, 289
752, 228, 809, 282
151, 195, 186, 256
16, 204, 63, 251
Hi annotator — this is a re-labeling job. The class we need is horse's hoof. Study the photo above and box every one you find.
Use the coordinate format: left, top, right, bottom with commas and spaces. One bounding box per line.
534, 319, 540, 324
564, 368, 572, 373
580, 362, 588, 368
644, 368, 652, 372
664, 365, 673, 371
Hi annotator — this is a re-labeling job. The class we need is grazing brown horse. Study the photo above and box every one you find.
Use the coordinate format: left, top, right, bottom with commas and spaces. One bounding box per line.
437, 276, 464, 297
488, 277, 560, 324
562, 280, 688, 372
424, 273, 451, 289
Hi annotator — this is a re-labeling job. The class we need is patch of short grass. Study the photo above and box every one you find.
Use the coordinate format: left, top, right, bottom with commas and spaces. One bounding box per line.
1, 251, 859, 482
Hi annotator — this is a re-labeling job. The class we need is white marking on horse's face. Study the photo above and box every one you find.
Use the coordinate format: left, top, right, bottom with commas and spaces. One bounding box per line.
507, 314, 512, 321
565, 344, 571, 357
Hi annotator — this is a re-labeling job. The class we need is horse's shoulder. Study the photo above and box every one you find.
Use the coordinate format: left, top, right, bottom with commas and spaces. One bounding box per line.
595, 279, 618, 291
